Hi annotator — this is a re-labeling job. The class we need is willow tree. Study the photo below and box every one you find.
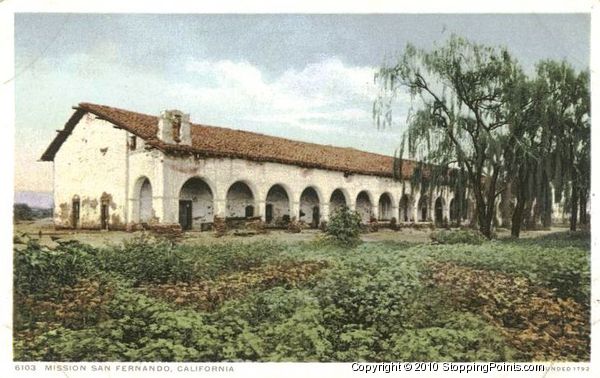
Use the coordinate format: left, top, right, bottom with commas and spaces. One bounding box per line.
503, 70, 546, 237
374, 36, 523, 238
534, 61, 590, 231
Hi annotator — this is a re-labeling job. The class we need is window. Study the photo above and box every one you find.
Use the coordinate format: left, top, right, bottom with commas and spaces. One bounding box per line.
129, 135, 137, 150
72, 196, 80, 228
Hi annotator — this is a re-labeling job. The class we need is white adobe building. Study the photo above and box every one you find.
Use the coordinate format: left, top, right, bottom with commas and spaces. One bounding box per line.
41, 103, 470, 231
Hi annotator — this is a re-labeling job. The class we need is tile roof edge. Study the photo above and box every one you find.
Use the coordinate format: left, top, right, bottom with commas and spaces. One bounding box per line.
42, 102, 421, 180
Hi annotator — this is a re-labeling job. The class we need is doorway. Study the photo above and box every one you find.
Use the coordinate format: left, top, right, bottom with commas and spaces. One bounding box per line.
265, 204, 273, 223
312, 206, 320, 228
179, 200, 193, 230
72, 198, 80, 228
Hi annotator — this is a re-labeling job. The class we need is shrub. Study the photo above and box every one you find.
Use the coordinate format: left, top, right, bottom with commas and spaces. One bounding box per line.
14, 203, 34, 221
14, 240, 98, 296
388, 313, 518, 361
430, 229, 486, 245
96, 235, 195, 285
325, 207, 362, 247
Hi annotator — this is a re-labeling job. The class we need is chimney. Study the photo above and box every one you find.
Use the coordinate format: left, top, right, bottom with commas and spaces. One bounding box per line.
157, 109, 192, 145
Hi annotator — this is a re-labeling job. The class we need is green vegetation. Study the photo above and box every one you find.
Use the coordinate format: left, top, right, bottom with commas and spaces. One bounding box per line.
430, 229, 486, 245
324, 206, 362, 247
374, 36, 590, 238
14, 231, 590, 362
14, 203, 53, 221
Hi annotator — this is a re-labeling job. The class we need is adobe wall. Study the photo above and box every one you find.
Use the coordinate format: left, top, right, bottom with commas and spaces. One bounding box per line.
53, 114, 128, 229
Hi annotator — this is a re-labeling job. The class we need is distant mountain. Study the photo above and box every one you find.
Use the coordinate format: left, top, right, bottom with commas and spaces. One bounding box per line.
14, 191, 53, 209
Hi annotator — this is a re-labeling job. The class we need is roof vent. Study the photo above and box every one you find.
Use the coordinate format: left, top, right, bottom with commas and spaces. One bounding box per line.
158, 110, 191, 146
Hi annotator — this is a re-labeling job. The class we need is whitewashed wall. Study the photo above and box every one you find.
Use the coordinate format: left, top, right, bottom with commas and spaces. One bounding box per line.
53, 114, 128, 229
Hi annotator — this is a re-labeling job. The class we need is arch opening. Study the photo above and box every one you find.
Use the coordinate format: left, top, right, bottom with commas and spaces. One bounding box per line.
418, 195, 429, 222
449, 198, 459, 223
226, 181, 256, 218
435, 196, 445, 225
356, 191, 373, 224
266, 184, 291, 225
179, 177, 214, 230
464, 199, 472, 222
139, 178, 153, 223
399, 194, 411, 222
378, 193, 393, 221
329, 189, 348, 215
300, 187, 320, 228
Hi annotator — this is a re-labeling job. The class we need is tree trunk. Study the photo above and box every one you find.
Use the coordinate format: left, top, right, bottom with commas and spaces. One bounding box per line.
511, 196, 525, 238
478, 212, 493, 239
523, 200, 534, 230
579, 191, 588, 225
532, 200, 541, 230
476, 198, 495, 239
500, 186, 512, 228
475, 197, 491, 239
541, 180, 553, 228
570, 179, 579, 232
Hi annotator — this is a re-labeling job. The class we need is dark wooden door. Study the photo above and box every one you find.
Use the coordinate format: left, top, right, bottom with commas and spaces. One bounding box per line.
179, 200, 192, 230
265, 204, 273, 223
101, 204, 109, 230
312, 206, 320, 228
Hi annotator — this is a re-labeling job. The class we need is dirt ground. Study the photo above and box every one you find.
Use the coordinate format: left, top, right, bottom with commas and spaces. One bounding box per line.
13, 218, 570, 249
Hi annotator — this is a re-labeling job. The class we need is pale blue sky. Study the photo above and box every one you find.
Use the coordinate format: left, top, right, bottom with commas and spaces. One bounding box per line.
14, 14, 590, 191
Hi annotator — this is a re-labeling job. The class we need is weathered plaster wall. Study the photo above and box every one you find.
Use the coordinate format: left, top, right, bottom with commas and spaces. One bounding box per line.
53, 114, 128, 229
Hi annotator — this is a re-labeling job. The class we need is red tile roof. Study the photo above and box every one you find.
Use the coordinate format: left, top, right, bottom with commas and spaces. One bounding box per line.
41, 102, 417, 178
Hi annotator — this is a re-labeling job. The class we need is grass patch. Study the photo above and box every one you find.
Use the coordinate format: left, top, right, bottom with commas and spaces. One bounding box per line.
430, 229, 486, 245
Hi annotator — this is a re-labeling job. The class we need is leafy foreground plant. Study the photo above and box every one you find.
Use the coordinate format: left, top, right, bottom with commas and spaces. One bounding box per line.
14, 232, 590, 362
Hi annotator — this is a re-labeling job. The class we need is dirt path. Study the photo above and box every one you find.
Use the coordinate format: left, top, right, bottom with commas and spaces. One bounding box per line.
14, 218, 571, 249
